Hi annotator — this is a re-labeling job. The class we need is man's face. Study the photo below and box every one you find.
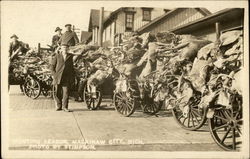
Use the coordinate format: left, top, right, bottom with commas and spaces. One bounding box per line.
66, 26, 71, 31
11, 37, 18, 43
57, 30, 62, 34
61, 46, 68, 54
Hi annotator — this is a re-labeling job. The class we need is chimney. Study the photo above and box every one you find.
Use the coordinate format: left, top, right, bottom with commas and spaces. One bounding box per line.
98, 7, 104, 46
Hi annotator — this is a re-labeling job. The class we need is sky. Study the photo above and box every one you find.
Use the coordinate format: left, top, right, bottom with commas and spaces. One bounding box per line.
1, 1, 244, 49
1, 1, 119, 48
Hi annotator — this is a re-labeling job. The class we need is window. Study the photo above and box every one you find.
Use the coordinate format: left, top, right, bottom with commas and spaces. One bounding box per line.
125, 12, 134, 32
142, 9, 151, 21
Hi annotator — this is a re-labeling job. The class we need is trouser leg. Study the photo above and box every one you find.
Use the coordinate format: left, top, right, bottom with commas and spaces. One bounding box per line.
54, 84, 62, 109
62, 85, 69, 109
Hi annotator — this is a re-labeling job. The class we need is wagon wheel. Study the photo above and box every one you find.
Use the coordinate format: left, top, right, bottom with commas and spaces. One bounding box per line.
41, 87, 54, 98
113, 91, 137, 117
23, 76, 41, 99
172, 96, 207, 131
41, 87, 49, 97
20, 84, 25, 94
83, 84, 102, 110
48, 85, 55, 98
208, 95, 242, 151
46, 78, 54, 98
51, 85, 57, 99
141, 95, 163, 115
41, 84, 54, 98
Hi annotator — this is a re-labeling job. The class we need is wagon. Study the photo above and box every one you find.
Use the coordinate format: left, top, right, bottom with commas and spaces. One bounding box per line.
170, 73, 242, 151
171, 76, 207, 131
208, 94, 242, 151
83, 67, 163, 117
22, 64, 53, 99
9, 58, 28, 93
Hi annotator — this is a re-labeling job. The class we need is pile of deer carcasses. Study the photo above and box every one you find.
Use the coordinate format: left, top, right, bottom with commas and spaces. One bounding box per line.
153, 30, 243, 111
9, 49, 53, 84
196, 30, 243, 110
72, 29, 243, 112
81, 32, 149, 87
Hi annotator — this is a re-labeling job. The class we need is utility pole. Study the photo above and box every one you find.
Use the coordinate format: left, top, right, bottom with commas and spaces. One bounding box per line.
98, 7, 104, 47
215, 22, 222, 57
215, 22, 221, 43
38, 43, 41, 54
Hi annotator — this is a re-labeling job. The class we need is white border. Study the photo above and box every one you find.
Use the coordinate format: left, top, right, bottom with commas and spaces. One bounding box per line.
1, 1, 249, 158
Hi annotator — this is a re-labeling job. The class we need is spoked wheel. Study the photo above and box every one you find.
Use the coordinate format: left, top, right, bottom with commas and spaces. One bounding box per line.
48, 85, 55, 98
83, 84, 102, 110
52, 85, 56, 99
208, 100, 242, 151
20, 84, 25, 94
172, 97, 207, 131
41, 87, 49, 97
23, 76, 41, 99
113, 91, 137, 117
141, 95, 163, 115
42, 86, 54, 98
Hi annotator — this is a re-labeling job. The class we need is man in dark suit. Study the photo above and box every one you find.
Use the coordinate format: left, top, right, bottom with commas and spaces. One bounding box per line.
58, 24, 79, 47
51, 27, 62, 51
50, 44, 75, 112
9, 34, 29, 61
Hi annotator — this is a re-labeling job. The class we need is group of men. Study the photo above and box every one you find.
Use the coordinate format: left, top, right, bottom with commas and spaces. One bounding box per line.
9, 24, 81, 112
50, 24, 80, 112
51, 24, 79, 51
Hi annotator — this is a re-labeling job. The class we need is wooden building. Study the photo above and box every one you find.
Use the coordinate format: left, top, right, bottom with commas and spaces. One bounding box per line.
86, 7, 167, 46
136, 8, 211, 34
101, 7, 167, 46
80, 31, 92, 44
170, 8, 244, 41
87, 9, 112, 45
84, 8, 218, 47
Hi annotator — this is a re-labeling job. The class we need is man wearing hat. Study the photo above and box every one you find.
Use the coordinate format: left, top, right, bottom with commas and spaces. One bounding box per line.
58, 24, 79, 47
50, 44, 75, 112
9, 34, 29, 61
51, 27, 62, 51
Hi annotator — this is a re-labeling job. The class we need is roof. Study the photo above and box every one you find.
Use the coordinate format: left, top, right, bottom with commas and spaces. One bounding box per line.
170, 8, 244, 34
136, 8, 212, 34
195, 8, 212, 16
88, 9, 111, 32
102, 7, 132, 28
80, 31, 92, 42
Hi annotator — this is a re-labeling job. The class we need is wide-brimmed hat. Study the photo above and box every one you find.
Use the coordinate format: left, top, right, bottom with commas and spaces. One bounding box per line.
10, 34, 18, 39
65, 24, 72, 27
55, 27, 62, 32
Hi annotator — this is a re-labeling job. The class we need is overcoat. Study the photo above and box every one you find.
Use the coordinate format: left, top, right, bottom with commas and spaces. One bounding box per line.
50, 53, 75, 85
58, 31, 79, 47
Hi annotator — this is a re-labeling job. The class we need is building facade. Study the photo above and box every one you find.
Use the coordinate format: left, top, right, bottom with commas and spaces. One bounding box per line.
88, 9, 112, 45
85, 7, 213, 47
137, 8, 211, 34
89, 7, 167, 46
170, 8, 244, 41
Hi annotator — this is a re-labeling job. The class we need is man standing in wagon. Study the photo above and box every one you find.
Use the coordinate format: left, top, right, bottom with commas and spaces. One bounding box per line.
51, 27, 62, 51
58, 24, 79, 46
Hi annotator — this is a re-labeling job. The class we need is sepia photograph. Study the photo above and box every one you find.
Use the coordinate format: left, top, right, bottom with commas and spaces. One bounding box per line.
1, 1, 249, 158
